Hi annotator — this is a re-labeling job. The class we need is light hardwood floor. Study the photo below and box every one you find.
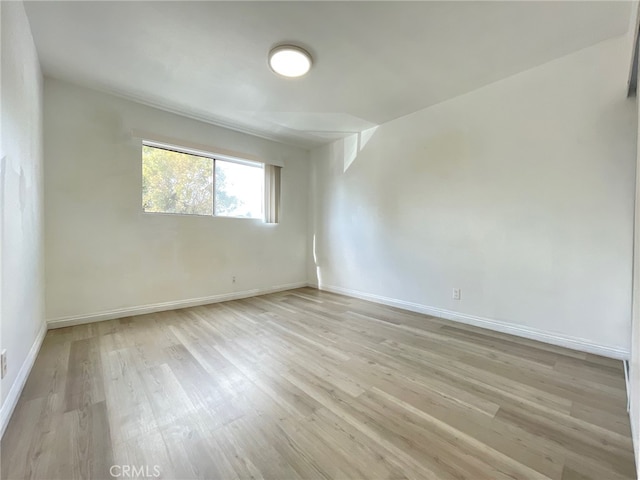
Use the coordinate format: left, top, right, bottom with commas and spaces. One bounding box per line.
1, 288, 636, 479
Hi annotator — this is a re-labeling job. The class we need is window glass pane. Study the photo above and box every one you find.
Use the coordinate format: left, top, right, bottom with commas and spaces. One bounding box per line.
215, 160, 263, 218
142, 145, 213, 215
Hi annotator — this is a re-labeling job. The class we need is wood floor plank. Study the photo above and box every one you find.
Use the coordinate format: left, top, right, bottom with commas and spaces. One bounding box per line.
20, 335, 71, 402
361, 387, 549, 480
570, 400, 633, 437
111, 429, 175, 480
159, 413, 239, 480
1, 288, 635, 479
64, 337, 105, 412
100, 346, 159, 445
64, 401, 114, 480
1, 396, 47, 479
495, 405, 635, 478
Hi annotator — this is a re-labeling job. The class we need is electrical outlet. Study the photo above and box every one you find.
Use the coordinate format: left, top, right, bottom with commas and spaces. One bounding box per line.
232, 276, 236, 284
452, 288, 461, 300
1, 350, 7, 379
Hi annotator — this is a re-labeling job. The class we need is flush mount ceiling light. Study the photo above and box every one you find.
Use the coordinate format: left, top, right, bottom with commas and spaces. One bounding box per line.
268, 45, 312, 78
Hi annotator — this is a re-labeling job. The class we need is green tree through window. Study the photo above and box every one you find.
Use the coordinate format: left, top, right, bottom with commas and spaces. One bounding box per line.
142, 145, 261, 218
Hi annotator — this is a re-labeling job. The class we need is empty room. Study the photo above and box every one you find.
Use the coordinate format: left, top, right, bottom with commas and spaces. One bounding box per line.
4, 1, 640, 479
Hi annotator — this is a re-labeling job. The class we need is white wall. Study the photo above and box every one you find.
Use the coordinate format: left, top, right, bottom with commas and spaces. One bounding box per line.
44, 78, 309, 325
309, 35, 636, 358
631, 89, 640, 479
0, 1, 45, 434
630, 17, 640, 475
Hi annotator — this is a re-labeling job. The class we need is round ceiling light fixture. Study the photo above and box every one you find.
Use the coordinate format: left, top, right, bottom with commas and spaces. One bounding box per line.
268, 45, 312, 78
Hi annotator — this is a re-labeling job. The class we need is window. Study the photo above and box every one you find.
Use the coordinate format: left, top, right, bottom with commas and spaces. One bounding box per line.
142, 143, 264, 219
214, 159, 263, 218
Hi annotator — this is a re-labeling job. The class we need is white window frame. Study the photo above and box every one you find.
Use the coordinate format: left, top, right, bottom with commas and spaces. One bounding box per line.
142, 140, 265, 220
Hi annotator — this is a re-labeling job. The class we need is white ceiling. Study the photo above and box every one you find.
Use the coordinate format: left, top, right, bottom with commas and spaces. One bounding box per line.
24, 1, 633, 148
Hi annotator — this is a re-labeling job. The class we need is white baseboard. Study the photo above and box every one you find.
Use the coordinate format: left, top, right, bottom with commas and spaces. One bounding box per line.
315, 284, 630, 360
47, 282, 308, 329
624, 360, 631, 412
0, 321, 47, 438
